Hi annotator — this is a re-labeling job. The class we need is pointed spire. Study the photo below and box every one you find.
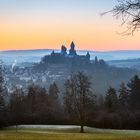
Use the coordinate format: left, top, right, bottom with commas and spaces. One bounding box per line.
69, 41, 77, 56
70, 41, 75, 50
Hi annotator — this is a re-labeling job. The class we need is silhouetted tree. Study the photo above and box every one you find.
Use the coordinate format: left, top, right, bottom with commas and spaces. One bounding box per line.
48, 82, 62, 121
119, 82, 129, 107
26, 84, 49, 123
105, 0, 140, 34
9, 88, 24, 132
97, 95, 105, 109
0, 63, 7, 128
64, 72, 95, 133
0, 93, 6, 128
128, 75, 140, 109
98, 59, 107, 67
49, 82, 59, 103
105, 87, 118, 111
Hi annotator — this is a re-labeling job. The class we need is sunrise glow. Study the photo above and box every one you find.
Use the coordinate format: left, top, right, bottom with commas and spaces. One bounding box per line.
0, 0, 140, 51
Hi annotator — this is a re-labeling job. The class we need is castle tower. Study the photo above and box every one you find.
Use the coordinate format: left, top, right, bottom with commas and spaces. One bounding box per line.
70, 41, 75, 50
69, 41, 77, 56
86, 52, 90, 60
61, 45, 67, 56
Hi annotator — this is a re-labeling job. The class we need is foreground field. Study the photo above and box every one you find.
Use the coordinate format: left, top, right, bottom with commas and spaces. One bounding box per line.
0, 125, 140, 140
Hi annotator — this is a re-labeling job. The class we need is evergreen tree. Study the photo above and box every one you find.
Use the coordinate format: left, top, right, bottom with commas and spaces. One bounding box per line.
128, 75, 140, 109
105, 87, 118, 110
48, 82, 62, 121
9, 88, 24, 132
49, 82, 59, 102
119, 82, 129, 107
0, 94, 6, 128
0, 63, 7, 128
27, 84, 48, 114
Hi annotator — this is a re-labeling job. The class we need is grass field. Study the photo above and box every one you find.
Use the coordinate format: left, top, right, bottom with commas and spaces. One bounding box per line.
0, 125, 140, 140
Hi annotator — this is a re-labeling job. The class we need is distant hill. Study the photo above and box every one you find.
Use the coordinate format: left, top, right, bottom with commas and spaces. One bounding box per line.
0, 49, 140, 66
108, 59, 140, 70
3, 48, 140, 95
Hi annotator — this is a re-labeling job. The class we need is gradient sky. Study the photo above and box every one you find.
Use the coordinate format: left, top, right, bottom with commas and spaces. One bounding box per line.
0, 0, 140, 51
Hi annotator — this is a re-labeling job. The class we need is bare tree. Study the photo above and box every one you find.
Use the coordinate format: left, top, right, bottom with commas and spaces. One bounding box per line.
0, 62, 7, 128
10, 88, 24, 132
103, 0, 140, 34
64, 72, 95, 133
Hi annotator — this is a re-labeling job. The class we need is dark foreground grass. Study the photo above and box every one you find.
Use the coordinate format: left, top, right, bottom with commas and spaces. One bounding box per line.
0, 127, 140, 140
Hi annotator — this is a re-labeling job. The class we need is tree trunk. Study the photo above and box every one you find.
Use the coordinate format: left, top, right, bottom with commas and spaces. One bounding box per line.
80, 125, 84, 133
16, 124, 18, 132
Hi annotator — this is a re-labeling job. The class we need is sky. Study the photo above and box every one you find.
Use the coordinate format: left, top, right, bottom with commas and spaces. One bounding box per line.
0, 0, 140, 51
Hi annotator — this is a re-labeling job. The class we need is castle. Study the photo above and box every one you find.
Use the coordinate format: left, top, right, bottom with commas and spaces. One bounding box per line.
41, 42, 91, 65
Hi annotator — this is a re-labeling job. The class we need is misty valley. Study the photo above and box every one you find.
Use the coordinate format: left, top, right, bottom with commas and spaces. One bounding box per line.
2, 43, 140, 95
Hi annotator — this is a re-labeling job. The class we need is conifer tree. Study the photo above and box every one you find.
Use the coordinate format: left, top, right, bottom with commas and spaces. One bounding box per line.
105, 87, 118, 110
119, 82, 129, 107
0, 63, 7, 128
128, 75, 140, 109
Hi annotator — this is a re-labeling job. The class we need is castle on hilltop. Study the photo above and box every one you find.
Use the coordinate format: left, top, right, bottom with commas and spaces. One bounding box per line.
41, 42, 91, 65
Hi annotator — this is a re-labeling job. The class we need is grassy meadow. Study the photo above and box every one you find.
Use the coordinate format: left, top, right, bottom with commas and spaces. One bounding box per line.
0, 125, 140, 140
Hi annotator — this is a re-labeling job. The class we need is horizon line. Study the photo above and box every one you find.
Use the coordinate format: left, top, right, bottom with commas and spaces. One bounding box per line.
1, 48, 140, 53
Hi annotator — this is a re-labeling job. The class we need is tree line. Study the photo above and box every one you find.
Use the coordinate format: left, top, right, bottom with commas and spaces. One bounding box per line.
1, 66, 140, 132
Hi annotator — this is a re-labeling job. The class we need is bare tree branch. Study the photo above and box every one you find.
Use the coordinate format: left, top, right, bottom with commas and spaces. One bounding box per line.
103, 0, 140, 35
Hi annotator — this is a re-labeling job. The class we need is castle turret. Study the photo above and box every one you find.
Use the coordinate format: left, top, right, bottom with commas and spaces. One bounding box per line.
61, 45, 67, 56
51, 50, 55, 56
86, 52, 90, 60
95, 56, 98, 64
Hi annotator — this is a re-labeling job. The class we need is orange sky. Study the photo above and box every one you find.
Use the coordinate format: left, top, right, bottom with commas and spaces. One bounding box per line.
0, 0, 140, 51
